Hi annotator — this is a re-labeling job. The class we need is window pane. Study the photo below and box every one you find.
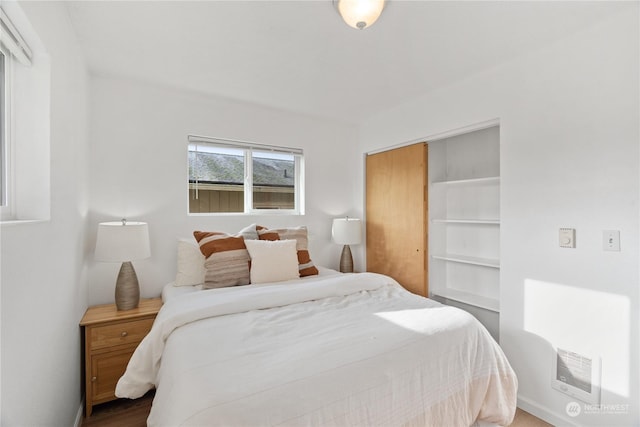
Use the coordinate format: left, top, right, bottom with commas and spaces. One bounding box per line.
186, 136, 304, 215
252, 151, 295, 210
0, 50, 5, 206
188, 144, 244, 213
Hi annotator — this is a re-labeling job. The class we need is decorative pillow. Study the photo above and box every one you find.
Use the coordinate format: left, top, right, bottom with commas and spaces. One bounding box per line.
237, 223, 259, 241
175, 239, 206, 286
193, 231, 251, 289
257, 226, 319, 277
244, 239, 299, 284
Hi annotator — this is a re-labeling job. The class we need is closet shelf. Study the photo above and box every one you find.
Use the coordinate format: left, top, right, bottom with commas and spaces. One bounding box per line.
430, 289, 500, 313
432, 219, 500, 225
431, 176, 500, 186
431, 254, 500, 268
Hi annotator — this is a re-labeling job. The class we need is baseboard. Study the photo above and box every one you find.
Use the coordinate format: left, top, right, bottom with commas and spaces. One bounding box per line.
518, 394, 578, 427
73, 399, 84, 427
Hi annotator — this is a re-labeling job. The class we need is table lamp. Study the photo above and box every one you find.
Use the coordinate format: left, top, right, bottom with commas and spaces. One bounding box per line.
95, 219, 150, 310
331, 217, 362, 273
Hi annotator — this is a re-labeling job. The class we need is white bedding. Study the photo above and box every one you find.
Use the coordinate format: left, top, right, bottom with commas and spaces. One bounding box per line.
161, 282, 203, 302
117, 272, 517, 426
161, 266, 342, 303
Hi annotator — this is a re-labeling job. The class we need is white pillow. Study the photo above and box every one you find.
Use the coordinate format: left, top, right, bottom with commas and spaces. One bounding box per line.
175, 239, 206, 286
244, 239, 300, 284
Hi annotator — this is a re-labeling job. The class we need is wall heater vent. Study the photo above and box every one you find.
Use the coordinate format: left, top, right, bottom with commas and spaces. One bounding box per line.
551, 347, 601, 404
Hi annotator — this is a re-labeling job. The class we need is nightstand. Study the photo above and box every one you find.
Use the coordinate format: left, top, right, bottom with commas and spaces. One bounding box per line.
80, 298, 162, 417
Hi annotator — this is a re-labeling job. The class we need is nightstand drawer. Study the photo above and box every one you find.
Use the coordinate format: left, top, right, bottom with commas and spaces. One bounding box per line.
89, 317, 154, 351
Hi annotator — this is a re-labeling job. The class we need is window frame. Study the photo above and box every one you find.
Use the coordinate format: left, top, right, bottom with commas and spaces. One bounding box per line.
187, 135, 305, 216
0, 4, 49, 224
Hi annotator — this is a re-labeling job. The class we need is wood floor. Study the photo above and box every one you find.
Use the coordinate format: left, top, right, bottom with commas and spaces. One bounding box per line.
510, 409, 554, 427
82, 392, 155, 427
82, 392, 553, 427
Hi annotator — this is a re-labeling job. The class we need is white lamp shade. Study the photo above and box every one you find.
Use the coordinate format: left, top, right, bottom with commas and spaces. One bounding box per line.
95, 221, 151, 262
337, 0, 385, 30
332, 218, 362, 245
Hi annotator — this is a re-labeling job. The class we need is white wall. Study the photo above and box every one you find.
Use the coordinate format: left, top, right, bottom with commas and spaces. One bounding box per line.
1, 3, 634, 425
87, 75, 361, 305
358, 5, 638, 427
0, 2, 89, 426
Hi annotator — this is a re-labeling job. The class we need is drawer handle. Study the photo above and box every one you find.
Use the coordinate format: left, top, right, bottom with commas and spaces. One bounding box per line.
91, 376, 97, 382
121, 331, 128, 337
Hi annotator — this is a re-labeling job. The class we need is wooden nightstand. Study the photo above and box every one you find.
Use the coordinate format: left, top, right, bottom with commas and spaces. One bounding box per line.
80, 298, 162, 417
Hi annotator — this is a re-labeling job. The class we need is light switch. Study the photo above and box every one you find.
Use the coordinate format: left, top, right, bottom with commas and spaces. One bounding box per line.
603, 230, 621, 251
559, 228, 575, 248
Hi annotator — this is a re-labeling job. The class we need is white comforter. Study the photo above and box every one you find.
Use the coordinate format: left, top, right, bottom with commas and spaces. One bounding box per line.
117, 272, 517, 427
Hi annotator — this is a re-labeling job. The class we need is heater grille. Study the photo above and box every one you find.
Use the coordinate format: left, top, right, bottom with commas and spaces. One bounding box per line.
551, 348, 601, 404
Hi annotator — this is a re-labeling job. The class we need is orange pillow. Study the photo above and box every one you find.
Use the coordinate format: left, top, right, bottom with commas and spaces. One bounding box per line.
193, 231, 250, 288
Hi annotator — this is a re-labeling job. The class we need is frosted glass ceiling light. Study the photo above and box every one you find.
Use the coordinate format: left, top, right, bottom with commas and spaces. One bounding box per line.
336, 0, 386, 30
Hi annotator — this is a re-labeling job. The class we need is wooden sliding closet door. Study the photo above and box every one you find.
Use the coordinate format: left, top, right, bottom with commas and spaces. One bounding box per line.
366, 143, 428, 297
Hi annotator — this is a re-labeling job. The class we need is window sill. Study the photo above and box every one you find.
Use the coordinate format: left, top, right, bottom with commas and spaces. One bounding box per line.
0, 218, 49, 227
188, 212, 304, 217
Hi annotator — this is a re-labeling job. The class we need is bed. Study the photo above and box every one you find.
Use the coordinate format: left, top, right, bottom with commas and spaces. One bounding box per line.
116, 270, 517, 426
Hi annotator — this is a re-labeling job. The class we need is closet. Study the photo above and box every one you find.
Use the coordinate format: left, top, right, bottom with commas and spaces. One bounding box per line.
365, 143, 428, 297
365, 125, 500, 339
428, 126, 500, 321
428, 125, 500, 340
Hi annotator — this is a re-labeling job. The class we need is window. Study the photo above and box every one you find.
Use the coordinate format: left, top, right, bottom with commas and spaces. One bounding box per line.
0, 47, 7, 208
0, 5, 48, 222
188, 135, 304, 214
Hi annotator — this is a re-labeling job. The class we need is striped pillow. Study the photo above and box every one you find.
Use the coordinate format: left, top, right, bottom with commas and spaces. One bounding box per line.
257, 226, 319, 277
193, 230, 252, 289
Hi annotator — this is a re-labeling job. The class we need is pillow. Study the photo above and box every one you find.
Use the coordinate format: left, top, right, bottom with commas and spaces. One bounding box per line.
244, 239, 299, 284
176, 225, 257, 287
237, 223, 259, 241
193, 231, 251, 289
257, 226, 319, 277
174, 239, 206, 286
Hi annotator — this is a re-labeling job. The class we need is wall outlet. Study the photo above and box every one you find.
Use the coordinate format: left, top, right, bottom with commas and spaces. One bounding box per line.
603, 230, 621, 251
559, 228, 575, 248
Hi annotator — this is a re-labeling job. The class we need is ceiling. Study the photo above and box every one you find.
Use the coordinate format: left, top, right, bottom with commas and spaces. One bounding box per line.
65, 1, 627, 125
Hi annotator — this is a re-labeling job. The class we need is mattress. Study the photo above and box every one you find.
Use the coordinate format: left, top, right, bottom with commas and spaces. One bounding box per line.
119, 271, 517, 426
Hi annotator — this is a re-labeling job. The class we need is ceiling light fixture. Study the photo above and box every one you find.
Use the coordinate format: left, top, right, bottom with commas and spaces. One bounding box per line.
335, 0, 386, 30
